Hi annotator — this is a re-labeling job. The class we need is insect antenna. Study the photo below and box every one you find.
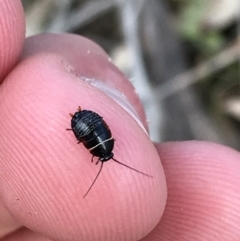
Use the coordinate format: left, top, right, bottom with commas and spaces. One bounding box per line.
83, 161, 104, 198
112, 158, 153, 178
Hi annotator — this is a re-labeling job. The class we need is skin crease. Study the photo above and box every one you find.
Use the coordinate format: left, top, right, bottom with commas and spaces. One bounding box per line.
0, 1, 240, 241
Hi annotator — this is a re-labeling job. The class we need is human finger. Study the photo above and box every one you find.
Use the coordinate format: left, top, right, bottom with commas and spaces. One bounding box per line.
142, 141, 240, 241
0, 0, 25, 82
0, 33, 167, 241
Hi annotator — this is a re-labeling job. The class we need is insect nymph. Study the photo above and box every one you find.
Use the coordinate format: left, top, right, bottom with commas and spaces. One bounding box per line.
67, 106, 152, 198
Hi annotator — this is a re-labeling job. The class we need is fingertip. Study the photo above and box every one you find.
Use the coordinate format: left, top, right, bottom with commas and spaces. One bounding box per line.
0, 34, 166, 240
0, 0, 25, 82
147, 141, 240, 241
21, 33, 148, 127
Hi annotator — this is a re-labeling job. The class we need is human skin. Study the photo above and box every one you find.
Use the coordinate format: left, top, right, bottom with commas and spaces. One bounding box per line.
0, 1, 240, 241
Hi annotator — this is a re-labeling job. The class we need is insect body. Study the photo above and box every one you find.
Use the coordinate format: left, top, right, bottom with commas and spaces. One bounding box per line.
67, 106, 152, 198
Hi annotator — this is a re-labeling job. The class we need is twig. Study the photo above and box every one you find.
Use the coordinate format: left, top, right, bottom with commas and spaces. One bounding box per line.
155, 38, 240, 100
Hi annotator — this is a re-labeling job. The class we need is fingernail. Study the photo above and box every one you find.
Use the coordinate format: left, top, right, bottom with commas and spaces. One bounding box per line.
81, 77, 148, 135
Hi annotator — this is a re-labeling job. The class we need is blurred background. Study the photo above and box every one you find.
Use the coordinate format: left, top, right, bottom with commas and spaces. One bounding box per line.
22, 0, 240, 149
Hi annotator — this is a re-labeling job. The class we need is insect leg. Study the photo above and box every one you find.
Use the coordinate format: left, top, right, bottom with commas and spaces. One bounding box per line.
95, 159, 100, 165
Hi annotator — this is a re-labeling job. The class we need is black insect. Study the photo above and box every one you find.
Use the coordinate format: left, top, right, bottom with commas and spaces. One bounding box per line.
67, 106, 152, 198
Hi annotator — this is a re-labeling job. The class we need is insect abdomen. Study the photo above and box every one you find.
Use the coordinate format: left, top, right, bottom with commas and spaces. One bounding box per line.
71, 110, 114, 157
